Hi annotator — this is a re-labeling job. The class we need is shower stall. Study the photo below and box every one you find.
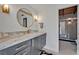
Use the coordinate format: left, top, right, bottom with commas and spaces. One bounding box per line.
59, 6, 77, 42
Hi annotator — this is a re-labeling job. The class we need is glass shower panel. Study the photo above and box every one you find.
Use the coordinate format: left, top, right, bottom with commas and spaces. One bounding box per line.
65, 20, 77, 41
59, 22, 66, 39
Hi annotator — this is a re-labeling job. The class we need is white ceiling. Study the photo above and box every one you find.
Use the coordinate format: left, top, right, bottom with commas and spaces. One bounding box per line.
29, 4, 56, 13
29, 4, 76, 12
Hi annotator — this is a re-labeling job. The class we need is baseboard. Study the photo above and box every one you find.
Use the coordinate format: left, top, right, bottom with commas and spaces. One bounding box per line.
59, 39, 76, 42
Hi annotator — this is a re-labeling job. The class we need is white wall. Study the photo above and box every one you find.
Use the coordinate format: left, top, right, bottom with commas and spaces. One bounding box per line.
43, 5, 59, 53
30, 5, 59, 53
0, 13, 3, 31
0, 4, 38, 32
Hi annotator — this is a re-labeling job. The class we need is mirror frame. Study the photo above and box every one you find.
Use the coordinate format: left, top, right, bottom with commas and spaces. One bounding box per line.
17, 8, 34, 28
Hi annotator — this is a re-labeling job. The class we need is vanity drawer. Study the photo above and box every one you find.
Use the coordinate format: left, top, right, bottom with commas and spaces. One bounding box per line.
16, 47, 31, 55
14, 40, 31, 52
0, 47, 16, 55
0, 40, 31, 55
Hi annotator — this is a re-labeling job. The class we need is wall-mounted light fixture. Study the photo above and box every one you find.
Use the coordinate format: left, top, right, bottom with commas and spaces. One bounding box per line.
34, 15, 38, 21
2, 4, 9, 14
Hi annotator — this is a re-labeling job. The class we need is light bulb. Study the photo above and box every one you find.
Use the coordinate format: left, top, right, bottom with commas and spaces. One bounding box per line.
34, 15, 38, 21
68, 21, 72, 24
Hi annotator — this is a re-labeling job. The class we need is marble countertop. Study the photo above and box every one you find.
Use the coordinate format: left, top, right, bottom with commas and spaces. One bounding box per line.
0, 31, 46, 50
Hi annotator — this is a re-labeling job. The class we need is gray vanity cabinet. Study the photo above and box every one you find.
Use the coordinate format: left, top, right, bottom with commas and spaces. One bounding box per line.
0, 33, 46, 55
0, 40, 32, 55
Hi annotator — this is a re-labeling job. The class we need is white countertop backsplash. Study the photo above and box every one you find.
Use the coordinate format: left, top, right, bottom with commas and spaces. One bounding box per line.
0, 31, 46, 50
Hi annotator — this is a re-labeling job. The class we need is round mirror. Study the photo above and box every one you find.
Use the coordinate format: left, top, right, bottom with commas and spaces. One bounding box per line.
17, 8, 34, 28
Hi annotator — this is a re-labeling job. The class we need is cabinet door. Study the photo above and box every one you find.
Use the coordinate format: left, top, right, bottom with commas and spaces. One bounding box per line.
31, 36, 42, 55
32, 36, 42, 49
41, 34, 46, 48
31, 33, 46, 55
30, 48, 41, 55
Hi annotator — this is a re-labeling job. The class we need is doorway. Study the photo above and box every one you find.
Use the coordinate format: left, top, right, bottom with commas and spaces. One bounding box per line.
59, 5, 77, 55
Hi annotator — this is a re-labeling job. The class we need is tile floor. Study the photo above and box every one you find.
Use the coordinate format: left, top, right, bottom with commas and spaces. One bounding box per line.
59, 40, 77, 55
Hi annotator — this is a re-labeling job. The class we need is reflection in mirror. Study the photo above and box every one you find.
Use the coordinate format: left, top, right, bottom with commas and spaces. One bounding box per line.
17, 8, 34, 28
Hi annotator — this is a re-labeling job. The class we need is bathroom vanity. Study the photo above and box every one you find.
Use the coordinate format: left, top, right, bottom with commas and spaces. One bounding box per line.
0, 31, 46, 55
0, 7, 46, 55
